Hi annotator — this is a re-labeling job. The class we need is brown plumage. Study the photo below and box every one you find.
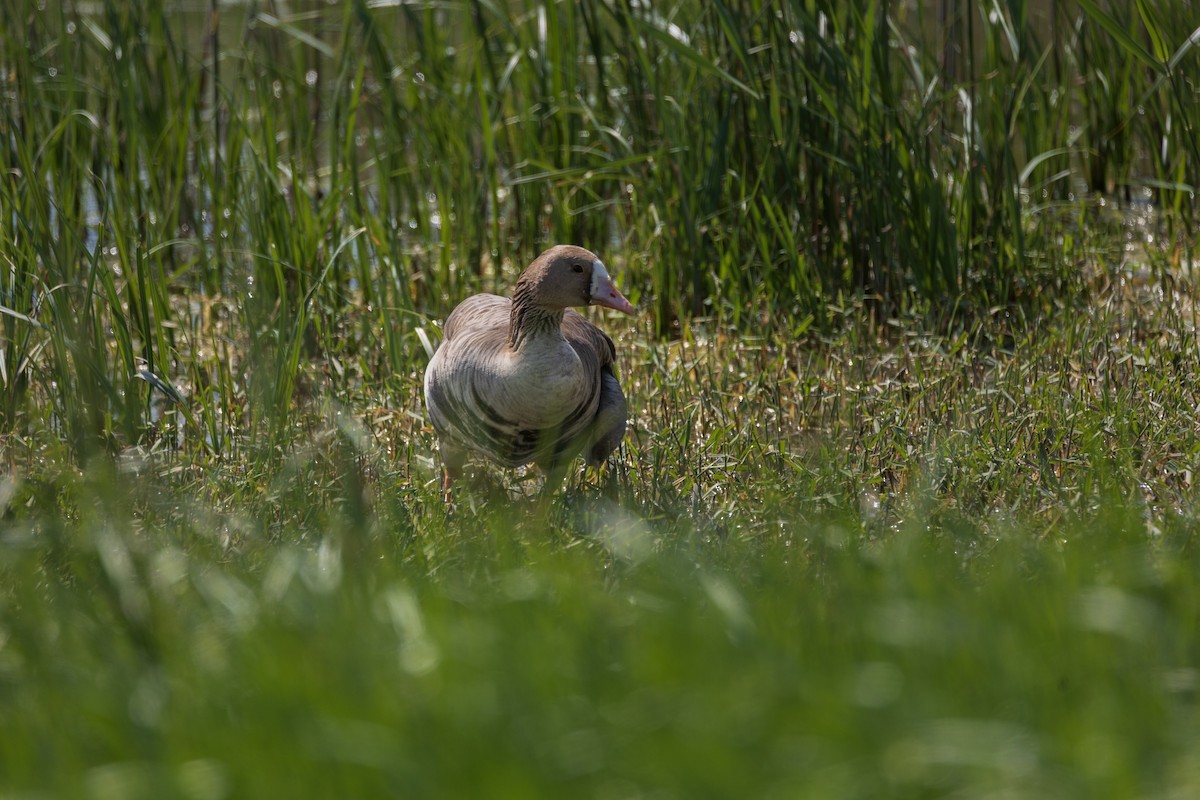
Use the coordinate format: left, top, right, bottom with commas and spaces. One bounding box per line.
424, 245, 635, 498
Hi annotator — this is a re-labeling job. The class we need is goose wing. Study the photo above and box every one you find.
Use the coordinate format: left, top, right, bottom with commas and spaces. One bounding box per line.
562, 310, 627, 464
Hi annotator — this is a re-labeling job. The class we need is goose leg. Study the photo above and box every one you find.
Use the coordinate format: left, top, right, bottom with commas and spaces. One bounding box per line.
540, 462, 570, 498
439, 441, 466, 505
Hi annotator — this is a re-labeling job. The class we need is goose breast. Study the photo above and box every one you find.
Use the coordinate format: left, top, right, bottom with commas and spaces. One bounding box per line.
425, 299, 600, 468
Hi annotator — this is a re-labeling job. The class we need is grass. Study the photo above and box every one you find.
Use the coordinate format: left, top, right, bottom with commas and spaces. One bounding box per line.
3, 476, 1198, 798
2, 0, 1200, 797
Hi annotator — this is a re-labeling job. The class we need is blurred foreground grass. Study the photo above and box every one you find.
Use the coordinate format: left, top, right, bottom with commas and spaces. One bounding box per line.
2, 459, 1199, 798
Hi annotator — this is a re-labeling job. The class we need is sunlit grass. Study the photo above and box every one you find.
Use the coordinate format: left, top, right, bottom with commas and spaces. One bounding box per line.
5, 281, 1200, 795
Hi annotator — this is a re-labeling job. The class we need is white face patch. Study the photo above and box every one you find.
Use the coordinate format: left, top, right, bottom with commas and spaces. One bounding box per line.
589, 260, 611, 302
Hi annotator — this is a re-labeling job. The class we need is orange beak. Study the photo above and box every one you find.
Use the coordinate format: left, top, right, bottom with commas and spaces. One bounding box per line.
591, 277, 636, 315
589, 260, 636, 314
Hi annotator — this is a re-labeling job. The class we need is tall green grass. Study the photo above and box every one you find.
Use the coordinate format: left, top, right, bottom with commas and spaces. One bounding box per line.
3, 0, 1198, 460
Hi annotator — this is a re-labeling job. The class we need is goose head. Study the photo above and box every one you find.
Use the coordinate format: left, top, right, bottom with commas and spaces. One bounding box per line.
516, 245, 635, 315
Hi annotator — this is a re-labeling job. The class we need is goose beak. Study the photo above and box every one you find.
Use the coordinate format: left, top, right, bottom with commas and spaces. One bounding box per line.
590, 260, 636, 315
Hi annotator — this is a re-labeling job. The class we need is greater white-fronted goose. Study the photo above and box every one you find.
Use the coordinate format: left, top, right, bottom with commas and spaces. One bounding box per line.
424, 245, 635, 498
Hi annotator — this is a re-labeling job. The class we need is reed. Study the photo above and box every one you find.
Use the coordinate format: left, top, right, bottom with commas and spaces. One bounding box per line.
4, 0, 1198, 457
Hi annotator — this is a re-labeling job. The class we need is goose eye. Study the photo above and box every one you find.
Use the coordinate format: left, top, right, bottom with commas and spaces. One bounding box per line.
572, 264, 584, 273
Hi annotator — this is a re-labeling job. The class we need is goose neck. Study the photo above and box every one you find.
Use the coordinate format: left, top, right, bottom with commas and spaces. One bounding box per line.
508, 295, 564, 351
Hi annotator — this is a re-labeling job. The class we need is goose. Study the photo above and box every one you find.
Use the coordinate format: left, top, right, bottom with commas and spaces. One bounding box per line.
423, 245, 635, 499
